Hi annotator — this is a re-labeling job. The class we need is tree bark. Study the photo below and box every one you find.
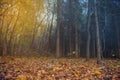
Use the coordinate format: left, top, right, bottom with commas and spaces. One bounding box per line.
56, 0, 61, 58
94, 0, 102, 62
0, 15, 4, 56
75, 23, 79, 58
86, 0, 91, 61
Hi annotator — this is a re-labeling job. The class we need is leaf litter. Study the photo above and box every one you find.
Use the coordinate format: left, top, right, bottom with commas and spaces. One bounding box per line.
0, 56, 120, 80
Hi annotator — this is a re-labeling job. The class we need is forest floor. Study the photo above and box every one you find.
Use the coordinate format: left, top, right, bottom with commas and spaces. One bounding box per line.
0, 56, 120, 80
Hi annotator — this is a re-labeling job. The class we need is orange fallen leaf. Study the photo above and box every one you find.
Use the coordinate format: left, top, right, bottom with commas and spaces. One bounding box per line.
80, 65, 85, 69
94, 70, 101, 75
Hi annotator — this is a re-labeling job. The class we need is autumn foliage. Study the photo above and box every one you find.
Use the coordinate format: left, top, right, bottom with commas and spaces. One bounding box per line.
0, 57, 120, 80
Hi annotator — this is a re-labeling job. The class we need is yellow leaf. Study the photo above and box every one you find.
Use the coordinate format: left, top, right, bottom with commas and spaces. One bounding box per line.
17, 75, 27, 80
94, 70, 101, 75
53, 67, 62, 71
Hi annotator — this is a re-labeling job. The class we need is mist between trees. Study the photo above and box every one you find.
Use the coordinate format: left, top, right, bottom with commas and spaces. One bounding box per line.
0, 0, 120, 61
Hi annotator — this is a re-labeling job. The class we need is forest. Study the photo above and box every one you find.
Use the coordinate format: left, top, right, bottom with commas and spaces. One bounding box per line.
0, 0, 120, 80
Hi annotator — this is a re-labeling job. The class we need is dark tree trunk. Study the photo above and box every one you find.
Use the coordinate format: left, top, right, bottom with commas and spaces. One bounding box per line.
56, 0, 61, 58
94, 0, 102, 62
86, 0, 92, 61
75, 23, 79, 58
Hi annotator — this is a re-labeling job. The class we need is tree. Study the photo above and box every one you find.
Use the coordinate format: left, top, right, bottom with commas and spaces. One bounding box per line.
73, 0, 81, 58
56, 0, 61, 58
94, 0, 102, 62
86, 0, 92, 61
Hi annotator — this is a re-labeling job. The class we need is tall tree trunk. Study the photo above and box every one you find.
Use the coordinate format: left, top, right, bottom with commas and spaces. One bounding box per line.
69, 27, 72, 54
118, 35, 120, 59
56, 23, 60, 58
86, 0, 91, 61
93, 38, 96, 58
56, 0, 61, 58
94, 0, 102, 62
0, 15, 4, 56
75, 23, 79, 58
68, 0, 73, 54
